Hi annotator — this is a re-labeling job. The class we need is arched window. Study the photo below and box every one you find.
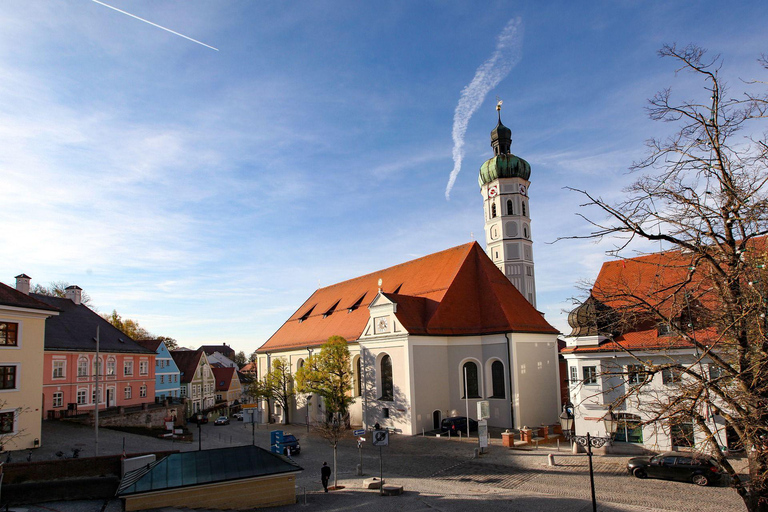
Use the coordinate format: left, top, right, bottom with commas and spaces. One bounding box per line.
462, 361, 480, 398
491, 361, 505, 398
297, 358, 304, 370
523, 226, 528, 238
491, 202, 497, 218
507, 199, 514, 215
379, 355, 393, 401
522, 201, 527, 217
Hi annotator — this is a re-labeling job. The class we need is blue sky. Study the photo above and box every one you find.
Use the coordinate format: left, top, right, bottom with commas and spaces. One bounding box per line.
1, 1, 766, 355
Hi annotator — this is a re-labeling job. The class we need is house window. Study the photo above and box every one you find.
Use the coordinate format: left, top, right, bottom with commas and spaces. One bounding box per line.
124, 361, 134, 376
140, 385, 147, 398
92, 357, 103, 376
0, 323, 18, 346
379, 354, 393, 401
662, 367, 682, 385
180, 386, 186, 397
583, 366, 597, 385
52, 360, 65, 379
139, 361, 148, 375
92, 389, 102, 404
627, 365, 647, 385
0, 411, 14, 433
670, 419, 694, 447
569, 366, 578, 383
160, 375, 164, 384
77, 389, 87, 404
107, 358, 116, 376
614, 413, 643, 443
490, 361, 505, 398
53, 392, 63, 408
462, 361, 480, 398
507, 199, 514, 215
124, 386, 132, 400
174, 375, 177, 382
78, 358, 88, 377
709, 364, 723, 381
0, 366, 16, 390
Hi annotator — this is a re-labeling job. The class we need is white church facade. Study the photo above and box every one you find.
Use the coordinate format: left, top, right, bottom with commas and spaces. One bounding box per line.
255, 108, 562, 434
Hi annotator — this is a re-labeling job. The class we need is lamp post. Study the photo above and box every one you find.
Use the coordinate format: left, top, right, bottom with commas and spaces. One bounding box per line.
197, 413, 203, 451
559, 405, 618, 512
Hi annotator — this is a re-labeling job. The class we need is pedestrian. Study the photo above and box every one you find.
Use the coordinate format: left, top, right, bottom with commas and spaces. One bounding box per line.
321, 461, 331, 492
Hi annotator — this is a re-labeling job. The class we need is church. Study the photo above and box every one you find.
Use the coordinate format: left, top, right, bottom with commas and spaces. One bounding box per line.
255, 107, 561, 434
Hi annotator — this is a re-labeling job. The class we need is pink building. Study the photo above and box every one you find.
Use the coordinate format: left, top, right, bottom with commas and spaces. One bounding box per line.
34, 286, 155, 417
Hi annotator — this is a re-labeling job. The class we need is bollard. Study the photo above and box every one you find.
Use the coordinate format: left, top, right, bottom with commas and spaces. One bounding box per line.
557, 439, 560, 452
357, 464, 362, 476
548, 453, 556, 466
474, 448, 479, 459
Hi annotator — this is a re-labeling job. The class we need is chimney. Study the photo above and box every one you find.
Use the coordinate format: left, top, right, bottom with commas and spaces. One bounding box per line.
64, 285, 83, 305
15, 274, 31, 295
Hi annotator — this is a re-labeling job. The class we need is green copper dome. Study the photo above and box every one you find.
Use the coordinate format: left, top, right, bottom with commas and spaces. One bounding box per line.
478, 153, 531, 186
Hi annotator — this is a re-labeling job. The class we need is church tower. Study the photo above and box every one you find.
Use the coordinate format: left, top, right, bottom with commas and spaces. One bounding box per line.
478, 102, 537, 307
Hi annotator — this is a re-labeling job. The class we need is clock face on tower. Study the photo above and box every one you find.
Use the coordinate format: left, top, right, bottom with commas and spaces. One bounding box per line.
518, 184, 527, 196
375, 316, 389, 334
488, 185, 498, 198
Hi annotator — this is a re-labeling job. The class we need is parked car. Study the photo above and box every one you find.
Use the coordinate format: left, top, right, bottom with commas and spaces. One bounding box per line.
281, 434, 301, 455
232, 412, 244, 421
627, 451, 723, 486
441, 416, 478, 433
214, 416, 230, 426
188, 415, 208, 424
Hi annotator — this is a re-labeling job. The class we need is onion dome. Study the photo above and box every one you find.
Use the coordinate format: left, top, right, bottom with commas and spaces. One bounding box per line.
567, 296, 600, 337
478, 104, 531, 186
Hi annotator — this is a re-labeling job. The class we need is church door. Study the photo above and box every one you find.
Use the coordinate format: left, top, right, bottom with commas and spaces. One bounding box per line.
432, 410, 441, 430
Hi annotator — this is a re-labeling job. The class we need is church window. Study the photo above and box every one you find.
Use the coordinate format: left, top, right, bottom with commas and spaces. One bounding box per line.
462, 361, 480, 398
490, 361, 505, 398
522, 201, 527, 217
507, 199, 514, 215
523, 227, 528, 238
491, 202, 497, 218
379, 354, 393, 401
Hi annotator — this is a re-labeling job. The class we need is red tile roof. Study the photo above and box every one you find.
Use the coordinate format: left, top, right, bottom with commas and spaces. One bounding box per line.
559, 327, 719, 354
258, 242, 557, 353
170, 349, 204, 384
212, 366, 236, 391
135, 339, 162, 352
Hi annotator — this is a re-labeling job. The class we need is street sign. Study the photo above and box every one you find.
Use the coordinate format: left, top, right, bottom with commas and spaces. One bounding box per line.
353, 429, 365, 436
477, 400, 490, 420
372, 429, 389, 446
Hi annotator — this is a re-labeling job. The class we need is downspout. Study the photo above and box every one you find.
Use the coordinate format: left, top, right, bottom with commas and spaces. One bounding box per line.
504, 333, 514, 428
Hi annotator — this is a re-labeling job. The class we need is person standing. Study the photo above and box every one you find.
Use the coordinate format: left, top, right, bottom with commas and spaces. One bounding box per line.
321, 462, 331, 492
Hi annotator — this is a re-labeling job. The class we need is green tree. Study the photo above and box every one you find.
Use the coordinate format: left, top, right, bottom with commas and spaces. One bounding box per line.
233, 350, 248, 368
295, 336, 353, 489
250, 358, 295, 425
566, 44, 768, 511
102, 309, 153, 340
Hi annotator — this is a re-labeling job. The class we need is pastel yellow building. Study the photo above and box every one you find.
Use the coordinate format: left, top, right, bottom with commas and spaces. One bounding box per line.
0, 276, 59, 451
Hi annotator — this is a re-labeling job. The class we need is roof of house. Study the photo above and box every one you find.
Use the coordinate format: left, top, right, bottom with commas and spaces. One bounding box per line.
31, 294, 154, 354
258, 242, 557, 353
560, 327, 711, 354
200, 344, 235, 358
0, 283, 59, 312
212, 366, 236, 391
117, 445, 302, 496
170, 349, 204, 383
134, 339, 162, 352
240, 362, 257, 373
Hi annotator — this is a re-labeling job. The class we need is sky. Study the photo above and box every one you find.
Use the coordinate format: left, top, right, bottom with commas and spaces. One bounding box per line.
1, 1, 766, 355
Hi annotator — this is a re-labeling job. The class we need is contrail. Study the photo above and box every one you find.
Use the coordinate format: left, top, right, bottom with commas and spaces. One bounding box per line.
445, 17, 523, 200
91, 0, 219, 51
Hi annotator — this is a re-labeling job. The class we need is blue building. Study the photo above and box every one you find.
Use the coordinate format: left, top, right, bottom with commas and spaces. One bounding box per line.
136, 339, 181, 400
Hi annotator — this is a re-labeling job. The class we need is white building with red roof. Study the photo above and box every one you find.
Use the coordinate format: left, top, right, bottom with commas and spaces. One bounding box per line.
255, 109, 561, 435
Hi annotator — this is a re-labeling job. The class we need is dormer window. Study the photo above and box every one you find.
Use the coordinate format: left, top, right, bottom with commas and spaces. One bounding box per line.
298, 305, 316, 323
347, 294, 366, 313
657, 323, 672, 336
323, 300, 340, 318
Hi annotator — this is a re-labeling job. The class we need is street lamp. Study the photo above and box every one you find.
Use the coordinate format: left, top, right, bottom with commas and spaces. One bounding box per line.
559, 405, 618, 512
197, 413, 203, 451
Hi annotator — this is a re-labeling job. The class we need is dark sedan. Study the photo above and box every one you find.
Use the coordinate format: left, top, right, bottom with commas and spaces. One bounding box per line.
441, 416, 478, 434
627, 451, 724, 486
281, 434, 301, 455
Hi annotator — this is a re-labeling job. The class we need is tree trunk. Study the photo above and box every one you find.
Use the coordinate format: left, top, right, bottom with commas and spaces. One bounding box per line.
333, 442, 338, 489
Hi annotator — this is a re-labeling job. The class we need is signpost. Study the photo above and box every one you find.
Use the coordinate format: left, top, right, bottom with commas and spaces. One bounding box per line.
270, 430, 284, 454
477, 401, 490, 453
353, 429, 365, 436
372, 430, 389, 495
357, 436, 365, 475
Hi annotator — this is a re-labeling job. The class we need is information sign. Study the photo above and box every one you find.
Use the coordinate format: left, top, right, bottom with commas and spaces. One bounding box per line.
478, 420, 489, 448
477, 400, 490, 420
353, 429, 366, 436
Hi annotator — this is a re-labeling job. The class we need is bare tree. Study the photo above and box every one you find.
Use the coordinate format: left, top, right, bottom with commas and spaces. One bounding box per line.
250, 358, 294, 425
564, 44, 768, 511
